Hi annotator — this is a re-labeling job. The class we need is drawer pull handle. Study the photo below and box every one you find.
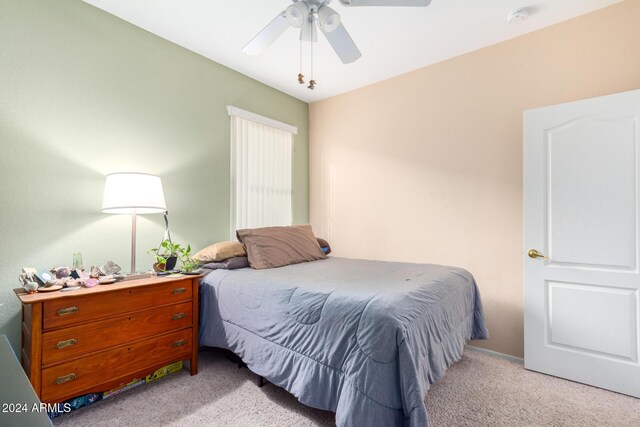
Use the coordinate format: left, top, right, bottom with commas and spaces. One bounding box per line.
172, 339, 187, 348
172, 313, 187, 320
56, 339, 78, 349
55, 373, 77, 385
57, 306, 79, 316
172, 288, 186, 295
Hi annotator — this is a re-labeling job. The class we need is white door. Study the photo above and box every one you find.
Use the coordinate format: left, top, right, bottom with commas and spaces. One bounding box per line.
524, 89, 640, 398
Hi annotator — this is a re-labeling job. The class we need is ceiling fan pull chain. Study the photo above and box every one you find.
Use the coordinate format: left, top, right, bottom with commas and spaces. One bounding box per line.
308, 31, 316, 90
298, 36, 305, 85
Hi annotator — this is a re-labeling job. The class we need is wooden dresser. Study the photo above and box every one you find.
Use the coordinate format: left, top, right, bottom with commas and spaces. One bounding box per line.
14, 275, 200, 403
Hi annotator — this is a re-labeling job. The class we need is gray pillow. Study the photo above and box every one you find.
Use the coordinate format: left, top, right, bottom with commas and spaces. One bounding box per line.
203, 256, 249, 270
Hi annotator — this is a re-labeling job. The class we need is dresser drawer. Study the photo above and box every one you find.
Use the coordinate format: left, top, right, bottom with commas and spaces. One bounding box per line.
43, 280, 193, 329
42, 302, 192, 366
41, 328, 191, 402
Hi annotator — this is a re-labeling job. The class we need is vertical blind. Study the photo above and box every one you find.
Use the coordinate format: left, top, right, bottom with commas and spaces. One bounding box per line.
229, 108, 295, 237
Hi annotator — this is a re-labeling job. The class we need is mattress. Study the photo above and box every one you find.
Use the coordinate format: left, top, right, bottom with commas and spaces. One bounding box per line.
199, 257, 488, 426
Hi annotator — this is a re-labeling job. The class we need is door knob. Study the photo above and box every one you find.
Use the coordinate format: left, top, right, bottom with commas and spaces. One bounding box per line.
528, 249, 548, 259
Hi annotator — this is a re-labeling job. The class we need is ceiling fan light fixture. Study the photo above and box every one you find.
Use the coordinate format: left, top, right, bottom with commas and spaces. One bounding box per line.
286, 2, 309, 28
317, 5, 341, 33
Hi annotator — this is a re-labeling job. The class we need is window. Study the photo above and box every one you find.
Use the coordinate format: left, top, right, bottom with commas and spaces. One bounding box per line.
228, 106, 297, 237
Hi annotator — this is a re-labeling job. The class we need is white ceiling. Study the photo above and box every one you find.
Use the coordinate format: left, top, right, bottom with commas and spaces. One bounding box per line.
82, 0, 622, 103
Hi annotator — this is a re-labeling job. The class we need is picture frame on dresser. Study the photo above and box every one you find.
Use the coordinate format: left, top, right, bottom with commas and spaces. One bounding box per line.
14, 275, 201, 403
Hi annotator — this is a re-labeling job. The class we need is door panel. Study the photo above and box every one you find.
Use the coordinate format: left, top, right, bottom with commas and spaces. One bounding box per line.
524, 89, 640, 398
547, 281, 638, 362
547, 117, 637, 269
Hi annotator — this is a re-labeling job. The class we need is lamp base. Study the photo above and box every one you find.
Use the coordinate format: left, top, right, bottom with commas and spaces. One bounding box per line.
121, 272, 152, 281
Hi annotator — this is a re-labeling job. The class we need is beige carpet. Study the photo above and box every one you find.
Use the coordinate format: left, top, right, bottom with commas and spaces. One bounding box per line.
54, 349, 640, 427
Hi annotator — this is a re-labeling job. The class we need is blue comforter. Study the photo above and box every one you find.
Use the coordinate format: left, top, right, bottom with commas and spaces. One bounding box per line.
199, 257, 488, 426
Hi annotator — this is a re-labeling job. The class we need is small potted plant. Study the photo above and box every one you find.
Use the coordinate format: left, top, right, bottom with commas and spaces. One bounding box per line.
148, 212, 200, 273
148, 239, 180, 272
149, 240, 201, 273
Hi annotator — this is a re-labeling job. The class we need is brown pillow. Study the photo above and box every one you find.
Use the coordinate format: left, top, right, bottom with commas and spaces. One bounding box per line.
316, 237, 331, 255
192, 241, 247, 263
236, 225, 327, 269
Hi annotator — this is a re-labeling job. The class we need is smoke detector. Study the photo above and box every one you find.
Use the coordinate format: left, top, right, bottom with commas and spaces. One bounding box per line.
507, 8, 530, 25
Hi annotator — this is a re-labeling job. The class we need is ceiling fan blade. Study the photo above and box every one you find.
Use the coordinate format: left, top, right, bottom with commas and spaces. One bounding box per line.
319, 22, 361, 64
242, 11, 289, 55
339, 0, 431, 6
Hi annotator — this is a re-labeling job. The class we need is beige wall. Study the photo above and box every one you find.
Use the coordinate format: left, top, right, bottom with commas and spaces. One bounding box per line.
309, 1, 640, 358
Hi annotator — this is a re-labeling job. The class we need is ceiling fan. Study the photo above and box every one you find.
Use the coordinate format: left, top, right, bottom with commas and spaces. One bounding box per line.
243, 0, 432, 89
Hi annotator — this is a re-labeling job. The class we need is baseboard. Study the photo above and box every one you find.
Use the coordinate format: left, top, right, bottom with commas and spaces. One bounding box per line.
464, 344, 524, 364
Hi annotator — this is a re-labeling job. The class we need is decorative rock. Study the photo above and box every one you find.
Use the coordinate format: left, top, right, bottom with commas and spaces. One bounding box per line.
24, 281, 39, 293
19, 273, 39, 294
52, 266, 71, 279
90, 266, 101, 278
99, 261, 121, 276
48, 278, 70, 287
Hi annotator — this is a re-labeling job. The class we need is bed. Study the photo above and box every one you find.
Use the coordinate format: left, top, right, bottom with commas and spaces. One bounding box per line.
199, 256, 488, 426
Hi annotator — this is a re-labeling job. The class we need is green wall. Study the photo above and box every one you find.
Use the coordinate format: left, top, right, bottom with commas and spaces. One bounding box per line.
0, 0, 309, 350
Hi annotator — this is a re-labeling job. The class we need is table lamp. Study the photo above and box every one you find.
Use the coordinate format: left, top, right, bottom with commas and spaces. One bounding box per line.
102, 172, 167, 276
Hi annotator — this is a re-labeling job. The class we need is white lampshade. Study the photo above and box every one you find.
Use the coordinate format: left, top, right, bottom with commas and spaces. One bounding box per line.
102, 172, 167, 214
